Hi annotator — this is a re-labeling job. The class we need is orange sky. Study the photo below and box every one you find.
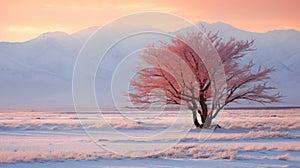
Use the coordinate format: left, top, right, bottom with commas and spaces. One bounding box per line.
1, 0, 299, 42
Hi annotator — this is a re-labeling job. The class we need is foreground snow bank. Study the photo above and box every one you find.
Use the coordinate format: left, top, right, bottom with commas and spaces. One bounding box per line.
0, 109, 299, 167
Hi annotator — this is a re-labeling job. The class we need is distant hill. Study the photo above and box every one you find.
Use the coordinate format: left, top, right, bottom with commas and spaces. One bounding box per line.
0, 22, 299, 109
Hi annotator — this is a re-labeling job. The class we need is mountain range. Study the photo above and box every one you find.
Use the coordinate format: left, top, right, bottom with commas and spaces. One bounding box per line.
0, 22, 299, 109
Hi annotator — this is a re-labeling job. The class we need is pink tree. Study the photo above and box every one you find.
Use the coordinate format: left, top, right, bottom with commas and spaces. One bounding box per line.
128, 30, 281, 128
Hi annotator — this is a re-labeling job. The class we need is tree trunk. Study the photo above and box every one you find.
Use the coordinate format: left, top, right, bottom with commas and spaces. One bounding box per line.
202, 115, 212, 128
192, 110, 201, 127
199, 109, 207, 125
199, 91, 211, 128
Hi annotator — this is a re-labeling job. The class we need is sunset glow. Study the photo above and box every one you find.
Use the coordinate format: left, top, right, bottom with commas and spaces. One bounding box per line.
1, 0, 299, 42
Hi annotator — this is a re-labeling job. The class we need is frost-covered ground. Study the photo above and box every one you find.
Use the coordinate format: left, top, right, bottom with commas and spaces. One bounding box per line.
0, 109, 299, 168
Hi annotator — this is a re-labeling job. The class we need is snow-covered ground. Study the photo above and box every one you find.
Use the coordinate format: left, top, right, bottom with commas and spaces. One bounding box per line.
0, 109, 299, 167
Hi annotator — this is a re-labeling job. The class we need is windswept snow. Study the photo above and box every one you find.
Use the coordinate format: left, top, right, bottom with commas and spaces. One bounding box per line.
0, 109, 299, 167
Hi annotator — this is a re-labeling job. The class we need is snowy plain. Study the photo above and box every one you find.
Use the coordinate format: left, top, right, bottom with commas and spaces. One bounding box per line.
0, 108, 299, 168
0, 20, 299, 168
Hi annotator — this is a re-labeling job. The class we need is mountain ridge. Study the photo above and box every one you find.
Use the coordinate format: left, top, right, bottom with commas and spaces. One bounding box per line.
0, 21, 299, 108
3, 21, 300, 44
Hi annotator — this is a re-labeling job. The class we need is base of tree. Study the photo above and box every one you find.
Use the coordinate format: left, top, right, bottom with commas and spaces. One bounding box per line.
195, 124, 222, 130
194, 120, 201, 128
214, 124, 222, 129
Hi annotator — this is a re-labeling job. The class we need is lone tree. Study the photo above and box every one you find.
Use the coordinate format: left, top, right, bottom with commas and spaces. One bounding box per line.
128, 30, 281, 128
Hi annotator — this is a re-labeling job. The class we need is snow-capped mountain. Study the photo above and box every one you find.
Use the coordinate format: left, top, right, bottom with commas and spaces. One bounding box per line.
0, 22, 299, 109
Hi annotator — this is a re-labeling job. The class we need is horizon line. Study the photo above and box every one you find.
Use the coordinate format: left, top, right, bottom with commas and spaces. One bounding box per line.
1, 21, 299, 43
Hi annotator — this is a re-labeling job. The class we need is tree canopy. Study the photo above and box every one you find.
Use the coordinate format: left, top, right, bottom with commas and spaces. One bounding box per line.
128, 30, 281, 128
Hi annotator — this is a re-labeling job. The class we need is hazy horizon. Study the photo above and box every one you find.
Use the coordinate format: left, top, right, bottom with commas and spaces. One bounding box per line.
1, 20, 300, 43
